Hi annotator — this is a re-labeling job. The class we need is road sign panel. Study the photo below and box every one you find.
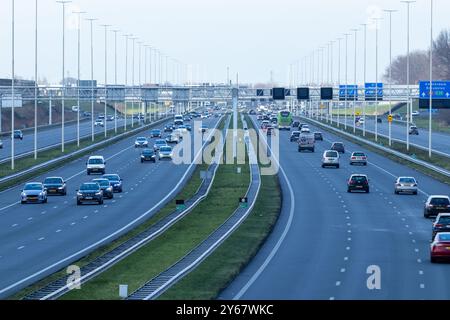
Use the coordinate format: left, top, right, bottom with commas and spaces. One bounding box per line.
419, 81, 450, 99
339, 85, 358, 100
364, 83, 384, 101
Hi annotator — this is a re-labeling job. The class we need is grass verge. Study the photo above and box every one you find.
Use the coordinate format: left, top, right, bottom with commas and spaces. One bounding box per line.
306, 117, 450, 185
10, 117, 227, 300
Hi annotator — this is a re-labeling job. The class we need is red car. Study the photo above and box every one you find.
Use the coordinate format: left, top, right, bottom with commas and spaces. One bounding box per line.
431, 232, 450, 263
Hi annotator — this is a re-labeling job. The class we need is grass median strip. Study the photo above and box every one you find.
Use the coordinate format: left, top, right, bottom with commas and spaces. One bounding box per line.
306, 118, 450, 185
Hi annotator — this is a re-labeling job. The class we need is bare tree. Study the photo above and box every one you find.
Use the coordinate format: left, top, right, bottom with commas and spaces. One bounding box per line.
433, 29, 450, 79
383, 50, 429, 84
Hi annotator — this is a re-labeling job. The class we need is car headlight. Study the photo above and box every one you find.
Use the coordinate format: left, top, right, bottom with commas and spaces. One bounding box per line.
39, 192, 44, 197
21, 192, 26, 197
77, 192, 82, 197
58, 187, 64, 190
95, 192, 102, 196
107, 187, 112, 192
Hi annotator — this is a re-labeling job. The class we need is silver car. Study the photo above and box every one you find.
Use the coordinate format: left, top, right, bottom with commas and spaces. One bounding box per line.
159, 146, 173, 160
350, 152, 368, 166
395, 177, 418, 195
322, 150, 340, 168
21, 182, 48, 204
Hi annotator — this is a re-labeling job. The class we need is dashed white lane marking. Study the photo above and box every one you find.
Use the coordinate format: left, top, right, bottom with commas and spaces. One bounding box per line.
415, 248, 420, 253
12, 224, 18, 228
38, 237, 45, 241
405, 225, 410, 228
420, 284, 425, 289
56, 229, 62, 233
348, 238, 352, 241
346, 247, 351, 251
83, 216, 88, 219
336, 281, 341, 287
94, 210, 99, 213
112, 200, 116, 203
329, 297, 335, 300
17, 246, 25, 250
412, 239, 416, 243
341, 268, 346, 273
417, 259, 422, 263
53, 206, 58, 209
64, 201, 68, 205
41, 211, 46, 215
70, 222, 76, 226
347, 230, 352, 234
28, 217, 33, 221
419, 270, 424, 275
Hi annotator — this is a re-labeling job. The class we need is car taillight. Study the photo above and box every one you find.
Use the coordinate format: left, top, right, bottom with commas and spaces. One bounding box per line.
435, 224, 444, 228
364, 181, 369, 185
351, 157, 356, 160
428, 204, 434, 208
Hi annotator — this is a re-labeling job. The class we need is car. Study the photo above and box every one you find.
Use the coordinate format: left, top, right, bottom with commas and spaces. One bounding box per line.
150, 129, 162, 138
183, 115, 192, 122
412, 111, 420, 117
135, 137, 149, 148
86, 156, 106, 175
350, 152, 368, 166
261, 120, 270, 129
377, 118, 383, 124
95, 119, 104, 127
174, 115, 184, 126
72, 106, 80, 112
314, 132, 323, 141
430, 232, 450, 263
299, 124, 309, 130
431, 213, 450, 241
298, 134, 315, 152
43, 177, 67, 196
13, 130, 23, 140
300, 128, 311, 134
358, 118, 365, 125
257, 115, 264, 121
21, 183, 48, 204
77, 182, 104, 205
154, 139, 168, 151
107, 116, 115, 121
166, 134, 180, 144
0, 139, 3, 149
185, 124, 192, 131
290, 131, 301, 142
141, 149, 157, 163
249, 110, 257, 115
424, 196, 450, 219
331, 142, 345, 154
266, 126, 275, 136
394, 177, 418, 195
92, 179, 114, 199
177, 125, 188, 133
409, 126, 419, 135
347, 174, 370, 193
292, 121, 300, 128
103, 174, 123, 193
159, 146, 173, 160
322, 150, 340, 168
164, 124, 174, 133
83, 111, 91, 117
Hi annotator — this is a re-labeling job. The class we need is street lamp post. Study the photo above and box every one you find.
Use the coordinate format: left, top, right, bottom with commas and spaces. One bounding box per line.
337, 38, 342, 128
344, 33, 350, 130
86, 18, 97, 142
112, 29, 120, 133
57, 0, 71, 153
361, 23, 367, 137
11, 0, 15, 170
131, 36, 138, 128
101, 24, 111, 138
373, 17, 382, 142
384, 10, 397, 146
123, 34, 131, 132
401, 1, 416, 151
74, 10, 86, 147
428, 0, 434, 158
34, 0, 39, 159
351, 29, 358, 134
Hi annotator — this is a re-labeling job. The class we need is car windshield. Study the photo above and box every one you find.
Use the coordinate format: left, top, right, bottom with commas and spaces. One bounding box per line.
156, 140, 166, 145
160, 147, 172, 152
439, 234, 450, 242
399, 178, 416, 184
104, 175, 119, 181
353, 153, 365, 157
326, 152, 338, 158
314, 133, 322, 137
292, 132, 300, 136
88, 158, 104, 165
93, 180, 110, 187
152, 130, 160, 133
352, 176, 368, 183
80, 183, 100, 191
143, 150, 154, 155
24, 184, 42, 191
44, 178, 63, 184
438, 216, 450, 224
15, 131, 21, 134
431, 198, 450, 206
137, 138, 147, 142
333, 143, 344, 148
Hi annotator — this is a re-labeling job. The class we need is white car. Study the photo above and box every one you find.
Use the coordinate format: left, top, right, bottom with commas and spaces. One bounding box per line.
159, 146, 173, 160
86, 156, 106, 175
322, 150, 340, 169
301, 128, 311, 134
412, 111, 420, 117
95, 119, 104, 127
395, 177, 418, 195
358, 118, 365, 125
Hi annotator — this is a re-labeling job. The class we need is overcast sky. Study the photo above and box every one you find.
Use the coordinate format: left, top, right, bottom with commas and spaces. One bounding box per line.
0, 0, 448, 86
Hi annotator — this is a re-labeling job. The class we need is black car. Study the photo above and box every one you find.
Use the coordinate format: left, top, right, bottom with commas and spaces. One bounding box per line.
409, 126, 419, 135
164, 124, 174, 133
424, 196, 450, 219
103, 174, 123, 193
92, 179, 114, 199
43, 177, 67, 196
267, 127, 274, 136
292, 121, 300, 128
13, 130, 24, 140
331, 142, 345, 154
150, 129, 162, 138
432, 214, 450, 240
77, 183, 104, 205
314, 132, 324, 141
141, 149, 157, 163
290, 131, 301, 142
347, 175, 370, 193
377, 118, 383, 124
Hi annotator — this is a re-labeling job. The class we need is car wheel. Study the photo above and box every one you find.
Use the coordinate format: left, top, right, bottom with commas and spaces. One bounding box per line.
141, 159, 144, 163
321, 164, 325, 168
395, 190, 399, 195
366, 189, 370, 194
77, 200, 81, 206
347, 189, 351, 193
431, 257, 438, 263
21, 201, 26, 205
350, 162, 353, 166
336, 165, 340, 169
87, 171, 91, 176
44, 198, 48, 204
414, 191, 418, 195
99, 199, 104, 205
424, 213, 430, 219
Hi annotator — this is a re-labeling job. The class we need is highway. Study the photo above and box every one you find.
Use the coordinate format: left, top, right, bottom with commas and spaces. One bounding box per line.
221, 116, 450, 300
0, 116, 150, 162
332, 117, 450, 156
0, 116, 219, 298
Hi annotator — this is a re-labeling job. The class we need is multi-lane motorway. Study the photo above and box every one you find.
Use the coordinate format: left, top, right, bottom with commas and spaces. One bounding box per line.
334, 117, 450, 156
0, 116, 218, 298
0, 117, 147, 162
221, 116, 450, 300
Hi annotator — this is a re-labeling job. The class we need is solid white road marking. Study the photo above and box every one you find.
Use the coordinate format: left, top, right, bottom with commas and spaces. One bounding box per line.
38, 237, 45, 241
336, 281, 341, 287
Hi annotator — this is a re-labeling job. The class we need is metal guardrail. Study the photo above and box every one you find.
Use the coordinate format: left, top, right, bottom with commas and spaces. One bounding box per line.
127, 120, 262, 300
22, 116, 228, 300
302, 116, 450, 178
0, 118, 170, 186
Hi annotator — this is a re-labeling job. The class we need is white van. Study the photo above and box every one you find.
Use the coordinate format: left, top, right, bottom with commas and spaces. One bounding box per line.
86, 156, 106, 175
72, 106, 80, 112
